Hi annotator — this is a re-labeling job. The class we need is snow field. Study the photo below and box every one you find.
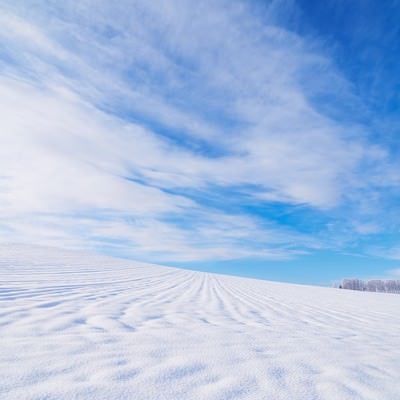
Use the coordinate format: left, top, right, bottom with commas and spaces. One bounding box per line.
1, 245, 400, 399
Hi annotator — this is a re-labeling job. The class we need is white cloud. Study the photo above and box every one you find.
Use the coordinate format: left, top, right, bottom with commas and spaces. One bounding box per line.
376, 248, 400, 261
352, 222, 381, 235
0, 75, 314, 260
0, 78, 193, 216
388, 269, 400, 278
0, 0, 390, 261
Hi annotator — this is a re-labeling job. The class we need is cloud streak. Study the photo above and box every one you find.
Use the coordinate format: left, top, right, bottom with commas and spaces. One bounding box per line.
0, 0, 395, 264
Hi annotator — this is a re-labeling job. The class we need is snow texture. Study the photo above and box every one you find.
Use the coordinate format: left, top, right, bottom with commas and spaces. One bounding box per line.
1, 244, 400, 399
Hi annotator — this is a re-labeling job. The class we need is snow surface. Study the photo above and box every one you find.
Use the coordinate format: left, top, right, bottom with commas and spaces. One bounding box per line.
1, 244, 400, 400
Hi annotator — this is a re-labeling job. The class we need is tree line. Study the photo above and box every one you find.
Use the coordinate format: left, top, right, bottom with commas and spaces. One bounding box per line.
337, 279, 400, 294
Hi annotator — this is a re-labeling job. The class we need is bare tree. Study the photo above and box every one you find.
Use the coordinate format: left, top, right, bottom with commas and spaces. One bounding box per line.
341, 278, 400, 294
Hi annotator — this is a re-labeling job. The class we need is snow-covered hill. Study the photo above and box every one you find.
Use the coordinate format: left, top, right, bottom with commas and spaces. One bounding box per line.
1, 244, 399, 399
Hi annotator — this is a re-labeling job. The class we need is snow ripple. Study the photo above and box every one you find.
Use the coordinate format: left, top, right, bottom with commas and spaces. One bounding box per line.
1, 244, 400, 399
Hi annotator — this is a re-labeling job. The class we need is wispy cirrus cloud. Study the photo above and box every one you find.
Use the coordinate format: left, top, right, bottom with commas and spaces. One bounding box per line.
0, 0, 396, 264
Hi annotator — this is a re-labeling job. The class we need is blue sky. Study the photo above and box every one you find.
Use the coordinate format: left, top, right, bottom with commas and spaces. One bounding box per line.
1, 0, 400, 284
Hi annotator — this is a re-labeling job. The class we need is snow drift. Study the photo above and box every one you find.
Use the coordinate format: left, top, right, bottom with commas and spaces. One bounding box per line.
1, 244, 399, 399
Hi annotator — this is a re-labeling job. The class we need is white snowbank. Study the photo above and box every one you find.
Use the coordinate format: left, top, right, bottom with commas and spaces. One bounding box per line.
1, 244, 399, 399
